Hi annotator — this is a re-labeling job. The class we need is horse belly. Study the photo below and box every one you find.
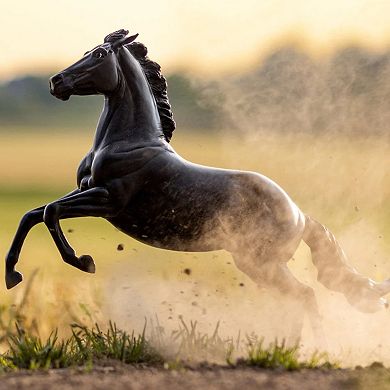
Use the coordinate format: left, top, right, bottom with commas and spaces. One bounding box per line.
107, 199, 226, 252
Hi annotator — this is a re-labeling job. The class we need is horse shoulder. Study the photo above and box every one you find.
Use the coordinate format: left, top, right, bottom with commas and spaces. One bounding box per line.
90, 145, 170, 185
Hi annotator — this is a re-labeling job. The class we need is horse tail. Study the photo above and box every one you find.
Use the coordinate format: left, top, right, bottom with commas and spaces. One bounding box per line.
302, 214, 390, 312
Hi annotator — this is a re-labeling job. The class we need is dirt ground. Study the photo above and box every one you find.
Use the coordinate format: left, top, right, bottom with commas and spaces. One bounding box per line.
1, 364, 390, 390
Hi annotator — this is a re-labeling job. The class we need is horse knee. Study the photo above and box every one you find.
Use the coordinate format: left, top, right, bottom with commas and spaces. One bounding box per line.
43, 203, 59, 228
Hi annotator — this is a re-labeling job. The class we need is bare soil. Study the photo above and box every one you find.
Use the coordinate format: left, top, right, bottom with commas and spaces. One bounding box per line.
1, 364, 390, 390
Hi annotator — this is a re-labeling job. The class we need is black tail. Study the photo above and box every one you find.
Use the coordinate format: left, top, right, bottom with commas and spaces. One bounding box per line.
302, 214, 390, 312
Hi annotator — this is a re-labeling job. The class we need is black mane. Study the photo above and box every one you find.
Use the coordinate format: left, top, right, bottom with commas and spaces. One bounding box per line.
104, 29, 175, 142
127, 42, 176, 142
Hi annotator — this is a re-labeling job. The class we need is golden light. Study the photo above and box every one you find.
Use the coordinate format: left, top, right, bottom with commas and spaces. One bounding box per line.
0, 0, 390, 79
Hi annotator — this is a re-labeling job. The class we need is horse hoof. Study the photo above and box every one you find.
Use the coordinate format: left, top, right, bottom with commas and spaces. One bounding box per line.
5, 270, 23, 289
375, 279, 390, 296
79, 255, 96, 273
350, 297, 388, 313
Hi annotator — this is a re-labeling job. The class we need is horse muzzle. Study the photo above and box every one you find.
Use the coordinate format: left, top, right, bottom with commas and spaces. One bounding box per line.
49, 73, 73, 101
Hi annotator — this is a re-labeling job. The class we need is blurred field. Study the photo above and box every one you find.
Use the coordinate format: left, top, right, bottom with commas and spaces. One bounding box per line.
0, 128, 389, 365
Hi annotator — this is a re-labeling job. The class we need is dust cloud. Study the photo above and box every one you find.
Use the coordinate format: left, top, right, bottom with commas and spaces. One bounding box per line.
102, 44, 390, 367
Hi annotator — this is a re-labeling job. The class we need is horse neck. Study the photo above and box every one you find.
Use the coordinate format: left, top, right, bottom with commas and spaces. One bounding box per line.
92, 48, 164, 150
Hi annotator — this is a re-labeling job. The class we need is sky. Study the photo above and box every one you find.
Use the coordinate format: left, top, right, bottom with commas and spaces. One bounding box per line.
1, 0, 390, 80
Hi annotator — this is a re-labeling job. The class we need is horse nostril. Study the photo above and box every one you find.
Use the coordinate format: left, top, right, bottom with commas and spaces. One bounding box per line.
50, 74, 63, 87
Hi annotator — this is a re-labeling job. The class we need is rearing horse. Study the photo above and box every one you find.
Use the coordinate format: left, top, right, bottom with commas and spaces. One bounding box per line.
6, 30, 390, 331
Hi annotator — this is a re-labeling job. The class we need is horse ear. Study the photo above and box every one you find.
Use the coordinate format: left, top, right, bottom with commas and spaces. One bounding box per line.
112, 33, 139, 50
122, 33, 139, 45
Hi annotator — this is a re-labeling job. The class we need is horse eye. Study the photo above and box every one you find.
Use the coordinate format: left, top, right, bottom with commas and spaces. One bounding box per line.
93, 51, 105, 59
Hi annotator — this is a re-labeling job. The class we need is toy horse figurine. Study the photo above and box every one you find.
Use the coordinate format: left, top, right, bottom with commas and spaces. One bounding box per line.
6, 30, 390, 335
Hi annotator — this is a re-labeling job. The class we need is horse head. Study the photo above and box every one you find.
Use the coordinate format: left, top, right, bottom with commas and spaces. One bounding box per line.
50, 29, 175, 142
49, 29, 138, 101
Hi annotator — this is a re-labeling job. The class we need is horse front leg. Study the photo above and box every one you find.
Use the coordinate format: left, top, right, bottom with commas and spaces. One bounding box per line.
42, 187, 119, 275
5, 189, 80, 289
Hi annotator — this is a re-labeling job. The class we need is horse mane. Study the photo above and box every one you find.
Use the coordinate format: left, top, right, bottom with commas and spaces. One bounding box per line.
104, 30, 175, 142
123, 42, 174, 142
125, 43, 176, 142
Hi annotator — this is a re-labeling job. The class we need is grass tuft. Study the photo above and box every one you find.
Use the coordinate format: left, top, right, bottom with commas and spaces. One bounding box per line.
244, 339, 302, 370
0, 322, 162, 371
71, 321, 162, 365
6, 324, 76, 370
0, 322, 338, 372
171, 317, 234, 362
149, 316, 236, 363
240, 337, 337, 370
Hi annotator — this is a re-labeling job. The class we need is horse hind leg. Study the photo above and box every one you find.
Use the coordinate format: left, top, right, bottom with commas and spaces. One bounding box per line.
232, 247, 325, 345
303, 215, 390, 312
269, 262, 325, 345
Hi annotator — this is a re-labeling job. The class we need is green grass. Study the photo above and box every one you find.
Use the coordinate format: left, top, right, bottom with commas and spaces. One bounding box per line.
0, 318, 337, 372
1, 322, 162, 371
152, 316, 237, 363
242, 338, 336, 370
71, 322, 162, 365
6, 325, 76, 370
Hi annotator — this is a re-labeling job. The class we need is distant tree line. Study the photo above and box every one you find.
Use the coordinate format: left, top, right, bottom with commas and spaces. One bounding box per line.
0, 72, 219, 131
1, 46, 389, 135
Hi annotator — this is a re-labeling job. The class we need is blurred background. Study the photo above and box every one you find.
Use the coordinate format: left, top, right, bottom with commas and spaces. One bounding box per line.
0, 0, 389, 365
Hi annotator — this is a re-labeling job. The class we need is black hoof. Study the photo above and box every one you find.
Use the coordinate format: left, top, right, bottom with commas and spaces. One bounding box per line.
348, 296, 388, 313
79, 255, 96, 273
5, 270, 23, 289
